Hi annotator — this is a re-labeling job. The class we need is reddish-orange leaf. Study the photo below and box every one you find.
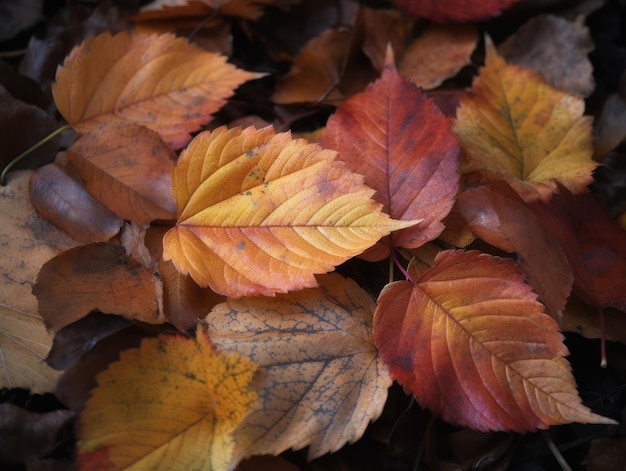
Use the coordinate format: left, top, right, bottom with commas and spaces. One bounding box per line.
66, 121, 177, 226
77, 326, 259, 471
457, 181, 573, 318
321, 49, 459, 261
207, 273, 391, 460
29, 163, 123, 243
163, 125, 416, 298
52, 31, 261, 149
374, 250, 616, 432
392, 0, 521, 23
531, 190, 626, 312
33, 243, 165, 332
455, 43, 597, 202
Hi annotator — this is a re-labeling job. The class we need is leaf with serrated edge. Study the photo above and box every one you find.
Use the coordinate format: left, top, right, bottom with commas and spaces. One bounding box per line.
163, 125, 418, 298
207, 273, 391, 460
374, 250, 616, 432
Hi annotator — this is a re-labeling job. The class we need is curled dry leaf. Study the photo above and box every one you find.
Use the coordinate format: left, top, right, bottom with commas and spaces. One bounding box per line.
33, 243, 165, 332
52, 31, 262, 149
0, 171, 78, 392
392, 0, 521, 23
455, 42, 597, 202
66, 121, 177, 226
207, 273, 391, 460
29, 163, 123, 243
321, 49, 459, 261
374, 250, 616, 432
163, 125, 417, 298
77, 326, 260, 471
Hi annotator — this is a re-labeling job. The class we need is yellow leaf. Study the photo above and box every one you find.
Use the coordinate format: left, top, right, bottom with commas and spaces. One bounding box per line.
77, 326, 259, 471
52, 32, 262, 149
455, 42, 597, 202
206, 273, 391, 460
0, 171, 78, 392
163, 125, 417, 298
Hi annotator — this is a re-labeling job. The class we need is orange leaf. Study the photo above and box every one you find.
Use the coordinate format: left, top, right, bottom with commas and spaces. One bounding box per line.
77, 326, 259, 471
52, 31, 261, 149
207, 273, 391, 460
455, 42, 597, 202
66, 121, 177, 226
374, 250, 616, 432
393, 0, 521, 22
321, 49, 459, 261
33, 243, 165, 332
0, 171, 78, 392
163, 125, 417, 298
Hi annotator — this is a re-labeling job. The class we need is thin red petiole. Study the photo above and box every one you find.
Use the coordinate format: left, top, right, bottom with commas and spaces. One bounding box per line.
392, 250, 413, 283
599, 307, 607, 368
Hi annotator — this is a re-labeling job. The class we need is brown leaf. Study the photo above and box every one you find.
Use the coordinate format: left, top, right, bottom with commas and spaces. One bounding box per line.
66, 121, 177, 226
207, 273, 391, 460
0, 403, 73, 464
29, 163, 123, 243
498, 14, 595, 98
0, 171, 78, 392
360, 8, 414, 71
33, 243, 165, 332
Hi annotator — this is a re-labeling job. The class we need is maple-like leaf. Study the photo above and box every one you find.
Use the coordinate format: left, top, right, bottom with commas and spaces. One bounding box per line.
0, 171, 78, 392
374, 250, 616, 432
163, 125, 417, 298
66, 121, 177, 226
206, 273, 391, 460
29, 163, 123, 243
136, 0, 275, 21
52, 31, 262, 149
33, 243, 165, 332
455, 43, 597, 202
392, 0, 521, 23
457, 181, 573, 318
76, 326, 259, 471
321, 49, 459, 261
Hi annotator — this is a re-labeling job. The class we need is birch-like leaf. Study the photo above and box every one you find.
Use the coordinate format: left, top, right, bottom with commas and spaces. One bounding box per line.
163, 125, 417, 298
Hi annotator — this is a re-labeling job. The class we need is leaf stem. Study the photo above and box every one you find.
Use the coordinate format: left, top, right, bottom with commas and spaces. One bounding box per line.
541, 431, 572, 471
187, 8, 220, 42
599, 307, 607, 368
392, 250, 413, 283
0, 124, 73, 186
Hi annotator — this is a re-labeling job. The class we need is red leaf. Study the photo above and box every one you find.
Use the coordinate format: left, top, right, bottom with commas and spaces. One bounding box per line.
392, 0, 521, 23
321, 49, 459, 261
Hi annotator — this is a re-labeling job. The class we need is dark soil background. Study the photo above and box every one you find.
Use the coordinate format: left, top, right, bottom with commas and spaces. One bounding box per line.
2, 0, 626, 470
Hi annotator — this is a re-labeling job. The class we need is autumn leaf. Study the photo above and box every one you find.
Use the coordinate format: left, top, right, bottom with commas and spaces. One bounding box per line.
77, 326, 260, 471
455, 43, 597, 202
374, 250, 616, 432
136, 0, 275, 21
33, 243, 165, 332
392, 0, 521, 23
29, 163, 123, 243
66, 121, 177, 226
206, 273, 391, 460
52, 31, 262, 149
0, 171, 78, 392
321, 49, 459, 261
457, 181, 573, 318
163, 125, 417, 298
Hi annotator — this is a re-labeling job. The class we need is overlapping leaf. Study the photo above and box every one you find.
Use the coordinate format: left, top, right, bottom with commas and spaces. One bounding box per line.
163, 125, 417, 298
393, 0, 521, 23
0, 171, 78, 392
52, 31, 261, 149
455, 43, 597, 202
136, 0, 276, 21
374, 250, 616, 432
207, 273, 391, 460
77, 326, 259, 471
321, 50, 459, 261
66, 121, 177, 226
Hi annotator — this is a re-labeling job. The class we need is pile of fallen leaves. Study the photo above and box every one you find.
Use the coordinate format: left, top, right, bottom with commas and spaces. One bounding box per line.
1, 0, 626, 470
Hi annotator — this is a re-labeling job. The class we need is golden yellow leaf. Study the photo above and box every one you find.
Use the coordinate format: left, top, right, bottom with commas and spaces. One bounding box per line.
455, 42, 597, 202
0, 171, 78, 392
206, 273, 391, 460
77, 326, 260, 471
163, 125, 417, 298
52, 32, 262, 149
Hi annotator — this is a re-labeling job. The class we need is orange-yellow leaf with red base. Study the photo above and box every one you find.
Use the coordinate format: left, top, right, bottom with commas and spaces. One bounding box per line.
374, 250, 616, 432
